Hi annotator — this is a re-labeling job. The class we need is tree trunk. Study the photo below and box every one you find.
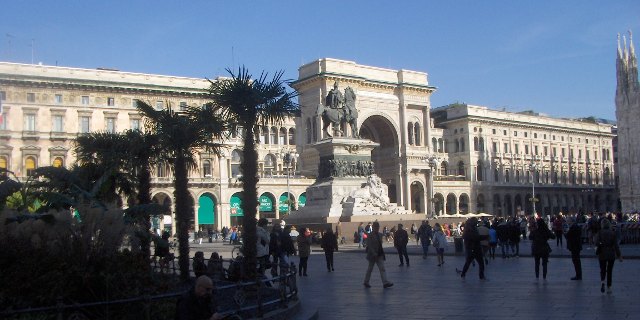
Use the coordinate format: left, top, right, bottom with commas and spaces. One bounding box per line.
174, 153, 192, 282
241, 128, 258, 279
137, 161, 152, 259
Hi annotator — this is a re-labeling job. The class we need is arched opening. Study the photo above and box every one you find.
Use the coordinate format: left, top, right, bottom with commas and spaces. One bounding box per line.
459, 194, 469, 214
476, 160, 484, 181
298, 193, 307, 208
25, 156, 37, 176
279, 127, 287, 145
197, 193, 216, 229
279, 192, 295, 216
288, 128, 295, 145
476, 194, 486, 213
259, 192, 276, 219
410, 181, 425, 214
231, 149, 243, 178
52, 157, 64, 168
152, 192, 173, 233
493, 194, 502, 216
230, 192, 244, 226
440, 161, 448, 176
434, 193, 445, 216
360, 115, 399, 204
457, 161, 465, 177
446, 193, 457, 215
263, 154, 276, 177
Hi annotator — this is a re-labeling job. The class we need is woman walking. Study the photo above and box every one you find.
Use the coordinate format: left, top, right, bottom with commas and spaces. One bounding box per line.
529, 219, 555, 280
297, 227, 312, 276
321, 226, 339, 272
595, 219, 623, 294
363, 221, 393, 288
432, 223, 447, 266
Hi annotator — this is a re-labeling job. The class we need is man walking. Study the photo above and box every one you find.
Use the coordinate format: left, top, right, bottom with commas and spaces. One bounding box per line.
458, 217, 487, 280
394, 223, 410, 267
363, 221, 394, 288
565, 216, 583, 280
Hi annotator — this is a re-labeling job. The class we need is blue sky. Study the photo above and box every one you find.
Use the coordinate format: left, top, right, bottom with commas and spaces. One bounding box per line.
1, 1, 638, 120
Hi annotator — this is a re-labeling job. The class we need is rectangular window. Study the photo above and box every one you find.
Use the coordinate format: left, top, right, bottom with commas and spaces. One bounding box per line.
492, 129, 496, 134
80, 116, 90, 133
515, 144, 520, 154
0, 113, 6, 130
492, 142, 498, 153
156, 101, 164, 110
525, 145, 529, 154
553, 147, 557, 157
503, 143, 509, 153
82, 96, 90, 105
27, 93, 36, 103
107, 97, 115, 106
180, 101, 187, 111
544, 146, 548, 156
130, 119, 140, 131
55, 94, 63, 104
562, 148, 566, 157
106, 117, 116, 133
0, 91, 6, 100
24, 114, 36, 131
534, 146, 539, 155
52, 115, 64, 132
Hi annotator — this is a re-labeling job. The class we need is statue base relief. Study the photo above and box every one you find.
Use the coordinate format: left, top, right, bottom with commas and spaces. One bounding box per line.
284, 137, 413, 226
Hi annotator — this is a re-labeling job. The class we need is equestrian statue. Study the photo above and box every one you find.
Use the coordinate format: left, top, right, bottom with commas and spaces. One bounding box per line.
316, 81, 359, 138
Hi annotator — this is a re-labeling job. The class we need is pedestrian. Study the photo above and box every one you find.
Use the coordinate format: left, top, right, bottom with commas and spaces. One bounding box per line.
175, 275, 223, 320
269, 223, 283, 276
394, 223, 410, 267
432, 223, 447, 267
529, 219, 555, 280
564, 216, 583, 280
457, 217, 487, 280
553, 214, 564, 247
417, 220, 433, 259
496, 219, 511, 258
477, 220, 490, 265
509, 218, 521, 257
595, 218, 623, 294
321, 226, 339, 272
357, 222, 365, 248
488, 224, 497, 259
297, 227, 312, 276
206, 252, 225, 281
410, 223, 418, 244
279, 225, 296, 267
256, 218, 271, 275
192, 251, 207, 278
363, 221, 393, 288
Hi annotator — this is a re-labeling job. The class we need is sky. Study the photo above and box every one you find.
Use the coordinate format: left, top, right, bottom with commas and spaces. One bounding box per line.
1, 0, 638, 120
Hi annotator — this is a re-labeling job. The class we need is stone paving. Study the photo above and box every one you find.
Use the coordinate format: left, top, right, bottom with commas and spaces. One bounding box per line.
190, 239, 640, 319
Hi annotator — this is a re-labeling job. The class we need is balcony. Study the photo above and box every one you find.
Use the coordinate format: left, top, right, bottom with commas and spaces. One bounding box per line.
21, 130, 39, 141
49, 131, 68, 141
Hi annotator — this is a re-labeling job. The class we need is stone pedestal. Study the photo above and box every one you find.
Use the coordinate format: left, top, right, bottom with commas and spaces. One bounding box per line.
285, 137, 411, 225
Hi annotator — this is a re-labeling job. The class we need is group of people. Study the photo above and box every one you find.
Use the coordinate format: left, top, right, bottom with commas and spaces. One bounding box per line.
454, 213, 623, 295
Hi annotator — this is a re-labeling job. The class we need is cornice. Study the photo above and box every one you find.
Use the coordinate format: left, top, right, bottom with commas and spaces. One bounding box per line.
441, 116, 615, 137
291, 72, 436, 93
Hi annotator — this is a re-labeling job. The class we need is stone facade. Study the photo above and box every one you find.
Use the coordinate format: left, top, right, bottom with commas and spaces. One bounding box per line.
0, 58, 621, 236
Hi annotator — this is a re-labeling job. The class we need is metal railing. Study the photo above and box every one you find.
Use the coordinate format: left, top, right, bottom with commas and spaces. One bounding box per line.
2, 256, 298, 320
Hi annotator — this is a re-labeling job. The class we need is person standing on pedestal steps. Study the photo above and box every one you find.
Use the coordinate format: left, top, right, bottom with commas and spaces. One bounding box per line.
394, 223, 410, 267
363, 221, 393, 288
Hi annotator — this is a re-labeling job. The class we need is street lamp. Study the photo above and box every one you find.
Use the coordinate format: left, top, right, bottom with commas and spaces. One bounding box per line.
423, 155, 440, 218
280, 149, 298, 219
529, 162, 539, 216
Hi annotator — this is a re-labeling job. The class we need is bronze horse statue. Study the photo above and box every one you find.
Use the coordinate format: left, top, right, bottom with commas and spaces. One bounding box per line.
316, 86, 359, 138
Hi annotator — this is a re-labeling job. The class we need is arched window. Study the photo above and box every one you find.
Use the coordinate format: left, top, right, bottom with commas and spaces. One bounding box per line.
432, 138, 437, 152
279, 127, 287, 145
414, 123, 421, 146
408, 122, 414, 145
156, 162, 167, 178
52, 157, 64, 168
288, 128, 295, 145
202, 160, 211, 177
263, 154, 276, 176
255, 127, 262, 144
305, 118, 312, 144
505, 169, 510, 182
457, 161, 465, 177
479, 137, 485, 151
439, 139, 444, 152
270, 127, 277, 144
494, 168, 499, 182
455, 140, 460, 152
0, 156, 7, 178
231, 150, 243, 178
440, 161, 448, 175
476, 160, 484, 181
474, 137, 479, 151
460, 138, 465, 152
25, 156, 37, 176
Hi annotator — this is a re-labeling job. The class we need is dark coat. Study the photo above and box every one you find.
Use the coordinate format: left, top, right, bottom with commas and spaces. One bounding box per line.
565, 223, 582, 253
175, 288, 216, 320
365, 232, 385, 261
394, 228, 409, 248
279, 231, 296, 256
529, 227, 555, 257
321, 232, 339, 252
596, 229, 621, 261
462, 224, 485, 254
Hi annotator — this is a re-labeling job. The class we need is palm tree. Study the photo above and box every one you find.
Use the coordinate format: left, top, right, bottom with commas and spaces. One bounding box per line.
208, 67, 298, 277
136, 100, 227, 281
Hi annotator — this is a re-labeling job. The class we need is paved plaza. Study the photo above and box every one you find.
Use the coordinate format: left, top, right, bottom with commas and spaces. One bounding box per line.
191, 239, 640, 319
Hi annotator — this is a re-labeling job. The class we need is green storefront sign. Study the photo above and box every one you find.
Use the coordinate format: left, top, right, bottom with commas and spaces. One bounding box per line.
298, 193, 306, 208
230, 193, 244, 216
278, 193, 289, 212
259, 195, 273, 212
